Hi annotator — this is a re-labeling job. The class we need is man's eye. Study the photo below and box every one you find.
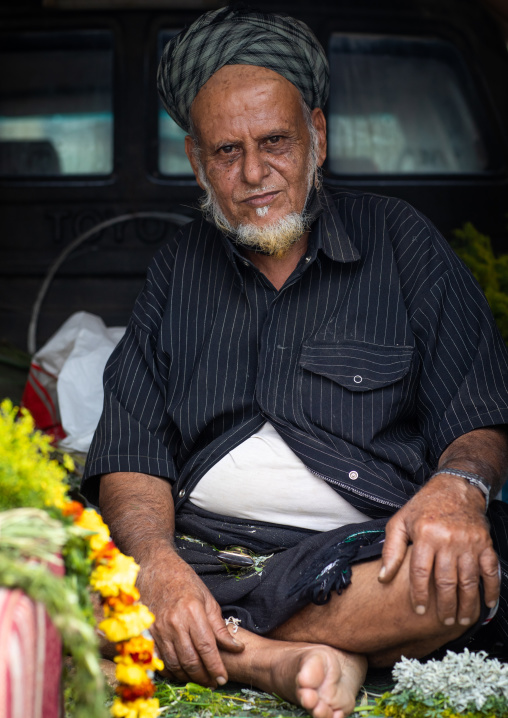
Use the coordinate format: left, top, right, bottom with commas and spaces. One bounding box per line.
220, 145, 235, 154
266, 136, 282, 144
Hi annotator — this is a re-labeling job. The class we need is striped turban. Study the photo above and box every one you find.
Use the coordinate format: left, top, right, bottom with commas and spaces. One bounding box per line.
157, 6, 329, 133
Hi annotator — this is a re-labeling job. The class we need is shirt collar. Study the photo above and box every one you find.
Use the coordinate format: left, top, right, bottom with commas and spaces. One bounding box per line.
218, 230, 248, 289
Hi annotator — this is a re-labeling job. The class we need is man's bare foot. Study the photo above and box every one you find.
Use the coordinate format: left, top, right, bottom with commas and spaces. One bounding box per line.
224, 628, 367, 718
292, 647, 367, 718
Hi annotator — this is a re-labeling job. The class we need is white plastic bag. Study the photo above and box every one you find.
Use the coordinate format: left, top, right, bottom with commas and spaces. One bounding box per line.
23, 311, 125, 452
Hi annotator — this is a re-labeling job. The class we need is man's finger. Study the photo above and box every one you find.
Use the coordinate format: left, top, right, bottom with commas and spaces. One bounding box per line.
379, 516, 410, 583
409, 542, 435, 615
433, 550, 459, 624
456, 552, 480, 627
157, 641, 191, 683
189, 618, 229, 686
479, 547, 501, 609
173, 627, 216, 686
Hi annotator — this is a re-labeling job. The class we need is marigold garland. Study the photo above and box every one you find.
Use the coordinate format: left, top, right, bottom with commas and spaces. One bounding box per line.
67, 499, 164, 717
0, 399, 164, 718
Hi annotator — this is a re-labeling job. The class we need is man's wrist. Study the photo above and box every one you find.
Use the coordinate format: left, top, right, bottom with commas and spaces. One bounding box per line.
430, 468, 491, 510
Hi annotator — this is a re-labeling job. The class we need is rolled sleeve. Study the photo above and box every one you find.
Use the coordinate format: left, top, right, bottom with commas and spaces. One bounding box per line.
81, 245, 179, 506
412, 261, 508, 465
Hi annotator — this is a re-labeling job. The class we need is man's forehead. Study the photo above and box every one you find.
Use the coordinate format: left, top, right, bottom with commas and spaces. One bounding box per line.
193, 65, 299, 106
190, 65, 304, 139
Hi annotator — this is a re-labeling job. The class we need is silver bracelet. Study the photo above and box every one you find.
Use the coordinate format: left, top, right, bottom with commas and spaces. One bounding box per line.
430, 468, 491, 510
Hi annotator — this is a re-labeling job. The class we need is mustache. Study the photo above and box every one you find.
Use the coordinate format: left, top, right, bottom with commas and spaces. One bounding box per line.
233, 185, 280, 202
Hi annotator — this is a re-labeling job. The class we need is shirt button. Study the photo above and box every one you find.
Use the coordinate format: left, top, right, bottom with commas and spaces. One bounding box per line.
243, 260, 249, 266
304, 256, 311, 262
353, 375, 363, 384
178, 489, 185, 498
349, 471, 359, 480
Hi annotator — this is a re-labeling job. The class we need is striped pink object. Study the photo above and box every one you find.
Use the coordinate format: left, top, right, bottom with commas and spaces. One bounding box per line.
0, 587, 62, 718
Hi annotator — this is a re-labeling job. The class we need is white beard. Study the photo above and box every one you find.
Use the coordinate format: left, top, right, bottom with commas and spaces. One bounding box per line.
208, 198, 312, 257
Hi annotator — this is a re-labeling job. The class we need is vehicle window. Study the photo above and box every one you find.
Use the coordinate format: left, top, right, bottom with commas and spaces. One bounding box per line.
327, 34, 491, 175
0, 30, 113, 177
158, 30, 193, 176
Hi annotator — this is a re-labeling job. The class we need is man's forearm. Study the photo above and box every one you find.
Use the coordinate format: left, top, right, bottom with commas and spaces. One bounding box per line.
437, 425, 508, 498
99, 472, 176, 564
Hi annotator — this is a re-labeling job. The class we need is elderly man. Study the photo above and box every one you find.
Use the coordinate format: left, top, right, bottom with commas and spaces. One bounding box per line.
82, 8, 508, 718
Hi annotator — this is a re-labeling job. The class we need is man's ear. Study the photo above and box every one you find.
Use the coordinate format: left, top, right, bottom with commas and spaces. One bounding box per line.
311, 108, 327, 168
185, 135, 205, 189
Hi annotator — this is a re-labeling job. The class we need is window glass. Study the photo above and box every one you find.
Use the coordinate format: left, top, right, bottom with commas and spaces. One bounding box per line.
158, 30, 193, 176
0, 31, 113, 176
327, 34, 490, 175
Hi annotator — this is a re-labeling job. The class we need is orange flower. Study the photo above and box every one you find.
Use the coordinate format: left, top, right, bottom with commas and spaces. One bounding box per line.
62, 500, 84, 519
94, 540, 120, 562
117, 636, 154, 657
116, 636, 155, 665
116, 679, 156, 700
103, 589, 141, 616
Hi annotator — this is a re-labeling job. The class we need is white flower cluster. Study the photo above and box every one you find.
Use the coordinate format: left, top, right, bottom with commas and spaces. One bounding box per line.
392, 649, 508, 712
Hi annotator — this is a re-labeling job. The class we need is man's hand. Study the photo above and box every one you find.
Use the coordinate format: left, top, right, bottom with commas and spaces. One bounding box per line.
99, 472, 244, 687
137, 547, 244, 687
378, 472, 499, 626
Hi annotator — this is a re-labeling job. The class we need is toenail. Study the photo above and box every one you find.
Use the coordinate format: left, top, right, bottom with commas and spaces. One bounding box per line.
217, 676, 227, 686
444, 617, 455, 626
459, 617, 471, 626
415, 605, 426, 615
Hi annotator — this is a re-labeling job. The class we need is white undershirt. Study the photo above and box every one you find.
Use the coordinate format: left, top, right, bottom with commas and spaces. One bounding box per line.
189, 422, 370, 532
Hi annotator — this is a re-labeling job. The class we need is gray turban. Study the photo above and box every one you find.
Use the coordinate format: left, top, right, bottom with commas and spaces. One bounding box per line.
157, 7, 329, 133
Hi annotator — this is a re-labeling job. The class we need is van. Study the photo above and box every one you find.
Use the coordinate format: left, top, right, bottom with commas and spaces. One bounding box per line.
1, 0, 507, 397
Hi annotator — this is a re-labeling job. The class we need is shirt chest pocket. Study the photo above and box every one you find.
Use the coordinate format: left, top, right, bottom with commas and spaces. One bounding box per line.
298, 341, 415, 450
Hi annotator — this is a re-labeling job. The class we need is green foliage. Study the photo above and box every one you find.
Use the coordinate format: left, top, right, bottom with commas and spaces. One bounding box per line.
155, 681, 306, 718
61, 526, 95, 625
354, 689, 508, 717
451, 222, 508, 347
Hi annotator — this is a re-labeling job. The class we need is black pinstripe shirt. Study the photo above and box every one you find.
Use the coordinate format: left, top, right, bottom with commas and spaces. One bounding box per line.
82, 189, 508, 518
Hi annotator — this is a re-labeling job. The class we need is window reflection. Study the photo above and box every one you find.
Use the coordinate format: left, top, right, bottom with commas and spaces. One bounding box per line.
0, 31, 113, 176
328, 34, 490, 175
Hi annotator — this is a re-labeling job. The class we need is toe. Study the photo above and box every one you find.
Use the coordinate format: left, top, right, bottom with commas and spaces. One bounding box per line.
298, 687, 319, 713
297, 652, 327, 690
312, 697, 335, 718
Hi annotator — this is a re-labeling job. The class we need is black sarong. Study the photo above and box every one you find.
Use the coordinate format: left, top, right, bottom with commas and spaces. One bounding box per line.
175, 500, 508, 656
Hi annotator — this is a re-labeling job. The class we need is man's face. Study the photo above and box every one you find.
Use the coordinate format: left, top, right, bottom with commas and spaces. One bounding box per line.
185, 65, 326, 238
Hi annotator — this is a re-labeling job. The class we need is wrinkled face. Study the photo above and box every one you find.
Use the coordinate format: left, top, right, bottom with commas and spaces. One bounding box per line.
185, 65, 327, 234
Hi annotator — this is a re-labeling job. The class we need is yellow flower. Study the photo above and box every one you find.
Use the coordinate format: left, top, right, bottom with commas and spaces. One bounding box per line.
115, 663, 150, 686
115, 653, 164, 673
75, 508, 111, 553
62, 452, 75, 472
110, 697, 160, 718
0, 400, 71, 511
90, 552, 139, 597
99, 604, 155, 642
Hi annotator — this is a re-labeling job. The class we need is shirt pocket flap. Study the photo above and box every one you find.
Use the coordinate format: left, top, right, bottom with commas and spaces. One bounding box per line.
299, 342, 414, 392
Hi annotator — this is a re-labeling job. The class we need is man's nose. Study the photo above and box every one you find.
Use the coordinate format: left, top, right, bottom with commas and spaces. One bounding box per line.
241, 147, 270, 185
